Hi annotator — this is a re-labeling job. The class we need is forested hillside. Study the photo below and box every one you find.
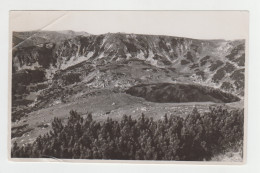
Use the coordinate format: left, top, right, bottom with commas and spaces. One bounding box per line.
12, 106, 244, 161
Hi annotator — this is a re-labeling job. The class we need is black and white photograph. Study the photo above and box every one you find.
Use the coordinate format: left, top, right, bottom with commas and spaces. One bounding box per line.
9, 11, 248, 162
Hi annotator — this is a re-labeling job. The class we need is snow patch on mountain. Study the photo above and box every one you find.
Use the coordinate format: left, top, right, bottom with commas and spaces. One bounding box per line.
136, 51, 146, 60
60, 51, 93, 70
146, 50, 159, 67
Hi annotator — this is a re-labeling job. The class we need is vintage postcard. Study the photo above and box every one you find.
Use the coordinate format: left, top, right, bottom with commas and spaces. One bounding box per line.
9, 11, 248, 163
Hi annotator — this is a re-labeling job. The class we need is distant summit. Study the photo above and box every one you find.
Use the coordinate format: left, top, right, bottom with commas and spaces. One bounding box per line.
12, 30, 91, 47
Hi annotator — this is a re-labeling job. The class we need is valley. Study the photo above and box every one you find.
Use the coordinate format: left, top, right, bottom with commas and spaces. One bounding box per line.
11, 31, 245, 161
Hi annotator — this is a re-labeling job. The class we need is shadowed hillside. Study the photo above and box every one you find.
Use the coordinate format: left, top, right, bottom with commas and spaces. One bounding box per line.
126, 83, 240, 103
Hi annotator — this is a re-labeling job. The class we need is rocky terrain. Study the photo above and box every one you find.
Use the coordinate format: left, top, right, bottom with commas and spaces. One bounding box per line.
11, 31, 245, 149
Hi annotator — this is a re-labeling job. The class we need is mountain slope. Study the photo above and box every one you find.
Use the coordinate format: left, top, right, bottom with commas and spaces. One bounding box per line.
12, 32, 245, 94
11, 31, 245, 122
12, 30, 91, 47
126, 83, 240, 103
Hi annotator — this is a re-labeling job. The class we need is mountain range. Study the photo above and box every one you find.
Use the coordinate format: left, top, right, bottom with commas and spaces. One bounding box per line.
12, 30, 245, 123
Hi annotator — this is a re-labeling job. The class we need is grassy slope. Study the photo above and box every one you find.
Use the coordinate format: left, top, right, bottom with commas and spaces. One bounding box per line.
12, 89, 229, 146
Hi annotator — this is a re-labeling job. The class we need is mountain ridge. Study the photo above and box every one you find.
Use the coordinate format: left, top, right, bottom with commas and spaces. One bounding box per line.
12, 31, 245, 95
11, 31, 245, 123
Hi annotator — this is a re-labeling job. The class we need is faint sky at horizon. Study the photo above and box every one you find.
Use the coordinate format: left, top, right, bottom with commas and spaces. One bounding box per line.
10, 11, 248, 40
